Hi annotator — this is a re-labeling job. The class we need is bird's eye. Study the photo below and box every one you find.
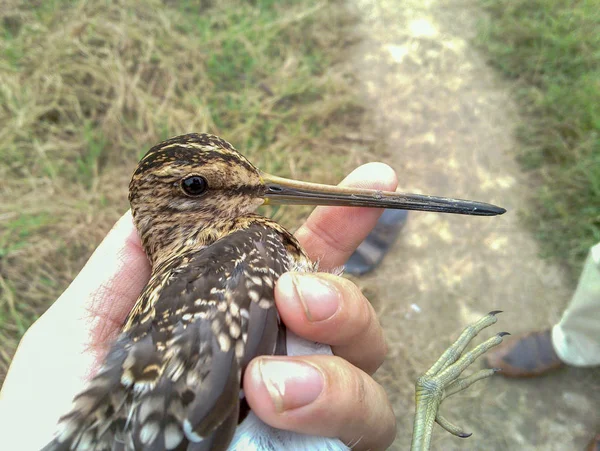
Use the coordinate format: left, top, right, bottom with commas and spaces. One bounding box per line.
181, 175, 208, 196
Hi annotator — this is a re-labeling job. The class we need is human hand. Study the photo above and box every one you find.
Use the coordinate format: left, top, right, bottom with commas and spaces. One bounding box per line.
0, 163, 397, 450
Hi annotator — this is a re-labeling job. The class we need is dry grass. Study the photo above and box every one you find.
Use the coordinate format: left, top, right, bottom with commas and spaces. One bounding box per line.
0, 0, 380, 381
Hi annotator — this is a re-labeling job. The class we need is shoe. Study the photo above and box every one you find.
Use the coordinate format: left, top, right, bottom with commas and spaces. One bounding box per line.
484, 329, 564, 378
586, 433, 600, 451
344, 209, 408, 276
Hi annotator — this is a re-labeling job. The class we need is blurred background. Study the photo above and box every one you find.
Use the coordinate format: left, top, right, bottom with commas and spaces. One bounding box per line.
0, 0, 598, 449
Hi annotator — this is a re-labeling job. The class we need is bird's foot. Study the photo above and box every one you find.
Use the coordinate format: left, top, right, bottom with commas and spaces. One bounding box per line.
410, 311, 508, 451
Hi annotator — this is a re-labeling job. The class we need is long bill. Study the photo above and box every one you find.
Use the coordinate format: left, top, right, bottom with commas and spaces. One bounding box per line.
261, 173, 506, 217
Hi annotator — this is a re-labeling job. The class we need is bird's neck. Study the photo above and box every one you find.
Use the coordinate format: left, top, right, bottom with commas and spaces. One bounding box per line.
132, 210, 303, 269
132, 210, 226, 267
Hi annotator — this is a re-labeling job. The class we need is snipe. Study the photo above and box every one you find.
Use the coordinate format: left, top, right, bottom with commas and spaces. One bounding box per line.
44, 133, 506, 451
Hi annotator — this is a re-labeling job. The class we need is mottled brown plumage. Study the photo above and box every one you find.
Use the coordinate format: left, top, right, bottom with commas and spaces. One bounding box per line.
43, 133, 506, 451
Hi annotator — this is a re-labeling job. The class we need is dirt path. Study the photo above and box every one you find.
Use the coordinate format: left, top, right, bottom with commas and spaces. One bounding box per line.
348, 1, 600, 449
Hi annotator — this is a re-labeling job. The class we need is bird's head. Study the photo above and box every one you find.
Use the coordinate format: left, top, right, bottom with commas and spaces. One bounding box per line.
129, 134, 265, 225
130, 133, 505, 264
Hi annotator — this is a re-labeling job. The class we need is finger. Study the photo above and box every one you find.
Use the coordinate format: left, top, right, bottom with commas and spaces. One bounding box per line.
294, 162, 398, 271
244, 355, 396, 451
275, 272, 386, 374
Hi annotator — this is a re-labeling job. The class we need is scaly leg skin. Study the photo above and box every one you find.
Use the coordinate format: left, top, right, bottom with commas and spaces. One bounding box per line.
410, 311, 508, 451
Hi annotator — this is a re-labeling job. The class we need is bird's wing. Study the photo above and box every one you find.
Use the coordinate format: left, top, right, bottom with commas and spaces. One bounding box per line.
133, 223, 291, 449
44, 223, 293, 451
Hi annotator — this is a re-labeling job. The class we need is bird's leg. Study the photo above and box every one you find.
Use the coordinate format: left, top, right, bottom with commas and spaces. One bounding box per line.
410, 311, 508, 451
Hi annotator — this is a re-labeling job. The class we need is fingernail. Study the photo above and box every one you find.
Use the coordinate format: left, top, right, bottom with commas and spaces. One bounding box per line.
258, 358, 324, 412
291, 274, 341, 322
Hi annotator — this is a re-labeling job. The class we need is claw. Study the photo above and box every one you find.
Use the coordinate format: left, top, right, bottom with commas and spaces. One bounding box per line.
435, 414, 472, 438
410, 313, 508, 451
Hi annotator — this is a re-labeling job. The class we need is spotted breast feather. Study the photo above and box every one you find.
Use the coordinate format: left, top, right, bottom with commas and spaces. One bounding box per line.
44, 222, 301, 451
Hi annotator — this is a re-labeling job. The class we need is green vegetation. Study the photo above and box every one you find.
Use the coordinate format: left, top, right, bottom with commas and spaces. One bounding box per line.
478, 0, 600, 280
0, 0, 373, 380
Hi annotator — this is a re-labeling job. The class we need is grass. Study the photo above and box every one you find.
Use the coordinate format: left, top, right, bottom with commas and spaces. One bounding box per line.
0, 0, 377, 381
477, 0, 600, 281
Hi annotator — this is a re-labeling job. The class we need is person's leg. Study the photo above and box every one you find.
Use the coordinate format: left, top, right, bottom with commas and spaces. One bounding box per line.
485, 242, 600, 449
552, 242, 600, 366
486, 241, 600, 375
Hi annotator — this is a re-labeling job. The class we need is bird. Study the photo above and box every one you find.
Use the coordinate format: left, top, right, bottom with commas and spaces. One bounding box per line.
43, 133, 506, 451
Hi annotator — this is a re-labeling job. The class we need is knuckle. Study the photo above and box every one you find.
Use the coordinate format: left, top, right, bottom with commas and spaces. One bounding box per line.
329, 361, 369, 427
326, 357, 396, 449
381, 332, 389, 357
345, 284, 372, 336
371, 382, 397, 447
350, 368, 368, 408
372, 335, 388, 370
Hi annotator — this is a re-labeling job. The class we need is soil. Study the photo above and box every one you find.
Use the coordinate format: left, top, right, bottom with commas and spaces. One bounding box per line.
348, 1, 600, 449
